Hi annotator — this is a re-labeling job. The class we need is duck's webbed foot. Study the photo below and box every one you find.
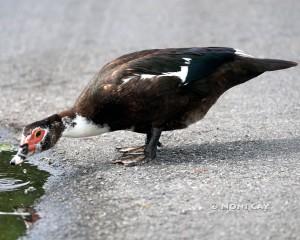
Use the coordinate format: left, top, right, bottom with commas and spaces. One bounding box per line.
112, 154, 147, 167
113, 128, 162, 167
113, 145, 146, 167
116, 146, 145, 154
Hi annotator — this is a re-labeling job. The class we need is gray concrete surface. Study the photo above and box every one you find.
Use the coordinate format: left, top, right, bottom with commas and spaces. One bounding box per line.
1, 0, 300, 239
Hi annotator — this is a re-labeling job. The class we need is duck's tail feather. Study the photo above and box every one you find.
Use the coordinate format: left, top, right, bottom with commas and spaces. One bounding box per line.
246, 58, 297, 72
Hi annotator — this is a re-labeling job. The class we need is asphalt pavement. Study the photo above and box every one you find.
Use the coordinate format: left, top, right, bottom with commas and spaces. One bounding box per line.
0, 0, 300, 239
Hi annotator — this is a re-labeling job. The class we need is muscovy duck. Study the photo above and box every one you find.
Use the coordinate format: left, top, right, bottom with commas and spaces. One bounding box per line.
10, 47, 297, 166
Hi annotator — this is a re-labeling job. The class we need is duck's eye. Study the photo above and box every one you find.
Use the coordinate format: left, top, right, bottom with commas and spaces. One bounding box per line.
35, 131, 42, 138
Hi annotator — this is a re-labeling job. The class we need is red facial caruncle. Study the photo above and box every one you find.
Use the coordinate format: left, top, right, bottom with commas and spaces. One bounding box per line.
21, 128, 47, 153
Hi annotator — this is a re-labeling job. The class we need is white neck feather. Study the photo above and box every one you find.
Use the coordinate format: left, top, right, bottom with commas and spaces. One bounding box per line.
62, 115, 110, 138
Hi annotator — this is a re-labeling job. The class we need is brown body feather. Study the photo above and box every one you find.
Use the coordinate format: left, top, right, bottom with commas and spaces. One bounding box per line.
74, 47, 297, 134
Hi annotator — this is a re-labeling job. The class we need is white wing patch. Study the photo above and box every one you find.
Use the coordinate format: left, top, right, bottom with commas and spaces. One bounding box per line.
234, 49, 253, 58
140, 74, 157, 79
121, 76, 134, 84
140, 57, 192, 83
62, 115, 110, 138
183, 57, 192, 64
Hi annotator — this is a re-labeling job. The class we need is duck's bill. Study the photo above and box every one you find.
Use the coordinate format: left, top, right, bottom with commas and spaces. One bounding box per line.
10, 154, 26, 165
10, 144, 29, 166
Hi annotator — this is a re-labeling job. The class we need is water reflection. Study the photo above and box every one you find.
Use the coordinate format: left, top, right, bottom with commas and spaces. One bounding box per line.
0, 147, 50, 240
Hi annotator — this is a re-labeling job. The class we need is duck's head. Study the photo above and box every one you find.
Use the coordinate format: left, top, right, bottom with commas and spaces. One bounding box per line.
10, 114, 64, 165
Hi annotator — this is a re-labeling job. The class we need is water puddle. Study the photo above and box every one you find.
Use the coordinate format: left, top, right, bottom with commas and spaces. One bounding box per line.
0, 144, 50, 240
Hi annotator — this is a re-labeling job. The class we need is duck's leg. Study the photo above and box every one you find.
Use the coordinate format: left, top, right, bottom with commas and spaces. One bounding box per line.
145, 131, 163, 147
113, 128, 162, 166
144, 128, 162, 159
116, 131, 162, 154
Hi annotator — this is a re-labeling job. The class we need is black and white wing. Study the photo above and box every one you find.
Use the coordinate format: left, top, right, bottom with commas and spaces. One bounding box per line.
98, 47, 297, 97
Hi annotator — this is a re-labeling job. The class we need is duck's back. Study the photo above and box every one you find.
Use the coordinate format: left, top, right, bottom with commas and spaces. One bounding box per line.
75, 47, 297, 132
